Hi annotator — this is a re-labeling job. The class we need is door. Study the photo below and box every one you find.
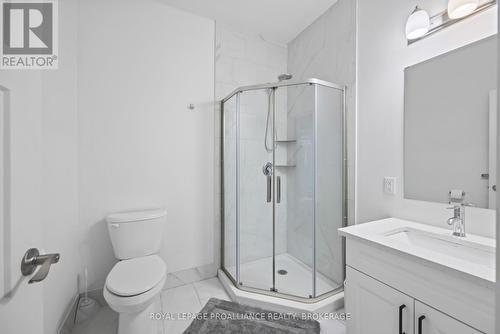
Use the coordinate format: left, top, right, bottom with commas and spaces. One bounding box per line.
415, 301, 482, 334
0, 72, 44, 333
237, 88, 274, 291
223, 83, 317, 297
346, 266, 414, 334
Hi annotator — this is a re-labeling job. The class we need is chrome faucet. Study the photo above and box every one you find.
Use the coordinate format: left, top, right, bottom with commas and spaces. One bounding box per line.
446, 190, 472, 237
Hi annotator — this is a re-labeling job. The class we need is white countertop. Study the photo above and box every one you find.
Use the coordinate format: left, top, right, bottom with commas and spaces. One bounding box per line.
339, 218, 495, 285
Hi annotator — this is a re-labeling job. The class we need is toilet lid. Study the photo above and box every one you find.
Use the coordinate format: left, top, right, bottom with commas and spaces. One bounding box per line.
106, 255, 166, 297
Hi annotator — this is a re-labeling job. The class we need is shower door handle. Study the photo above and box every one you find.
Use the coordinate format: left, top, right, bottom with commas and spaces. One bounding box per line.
277, 176, 281, 204
267, 175, 272, 203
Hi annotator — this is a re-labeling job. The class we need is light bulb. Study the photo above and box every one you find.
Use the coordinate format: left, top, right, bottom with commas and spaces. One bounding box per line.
448, 0, 479, 19
406, 7, 431, 40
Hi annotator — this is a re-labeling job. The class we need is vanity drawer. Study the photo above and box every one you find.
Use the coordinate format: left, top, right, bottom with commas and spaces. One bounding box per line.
415, 301, 482, 334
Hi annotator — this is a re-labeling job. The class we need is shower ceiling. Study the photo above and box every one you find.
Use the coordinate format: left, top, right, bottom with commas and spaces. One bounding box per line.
159, 0, 338, 45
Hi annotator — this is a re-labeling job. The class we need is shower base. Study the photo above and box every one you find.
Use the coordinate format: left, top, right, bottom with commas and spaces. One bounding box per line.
219, 253, 344, 313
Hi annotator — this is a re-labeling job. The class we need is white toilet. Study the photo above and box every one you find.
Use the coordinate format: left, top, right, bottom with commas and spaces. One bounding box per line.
103, 209, 167, 334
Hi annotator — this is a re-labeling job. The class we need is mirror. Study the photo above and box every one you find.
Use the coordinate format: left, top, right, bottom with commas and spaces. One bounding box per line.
404, 35, 497, 209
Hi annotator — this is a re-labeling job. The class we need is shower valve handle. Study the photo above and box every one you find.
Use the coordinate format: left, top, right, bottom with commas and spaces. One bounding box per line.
262, 162, 273, 176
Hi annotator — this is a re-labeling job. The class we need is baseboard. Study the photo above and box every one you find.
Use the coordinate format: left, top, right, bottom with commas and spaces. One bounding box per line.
57, 289, 107, 334
57, 294, 79, 334
86, 288, 106, 307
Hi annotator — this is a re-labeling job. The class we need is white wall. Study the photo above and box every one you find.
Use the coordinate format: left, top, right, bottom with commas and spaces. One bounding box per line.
41, 0, 80, 332
78, 0, 216, 290
357, 0, 497, 237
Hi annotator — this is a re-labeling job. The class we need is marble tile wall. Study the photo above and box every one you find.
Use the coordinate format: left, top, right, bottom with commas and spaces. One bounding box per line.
287, 0, 357, 286
214, 23, 288, 101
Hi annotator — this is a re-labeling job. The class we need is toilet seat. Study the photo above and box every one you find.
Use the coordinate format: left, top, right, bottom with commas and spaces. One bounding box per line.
104, 274, 166, 314
106, 255, 166, 297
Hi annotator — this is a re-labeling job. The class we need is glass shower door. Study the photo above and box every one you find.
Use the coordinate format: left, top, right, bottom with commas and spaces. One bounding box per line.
237, 88, 274, 292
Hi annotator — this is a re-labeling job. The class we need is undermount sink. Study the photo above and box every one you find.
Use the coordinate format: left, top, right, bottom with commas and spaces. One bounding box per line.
385, 228, 495, 268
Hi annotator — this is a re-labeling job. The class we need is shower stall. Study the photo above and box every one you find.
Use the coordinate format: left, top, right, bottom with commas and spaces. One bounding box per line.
221, 78, 346, 302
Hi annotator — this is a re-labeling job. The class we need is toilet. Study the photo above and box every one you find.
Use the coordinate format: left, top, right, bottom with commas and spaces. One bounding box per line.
103, 209, 167, 334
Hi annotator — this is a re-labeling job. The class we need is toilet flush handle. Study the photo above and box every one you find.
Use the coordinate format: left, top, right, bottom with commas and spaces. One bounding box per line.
110, 223, 120, 228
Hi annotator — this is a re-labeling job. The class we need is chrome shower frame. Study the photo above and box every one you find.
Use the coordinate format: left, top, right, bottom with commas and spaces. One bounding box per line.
220, 78, 348, 303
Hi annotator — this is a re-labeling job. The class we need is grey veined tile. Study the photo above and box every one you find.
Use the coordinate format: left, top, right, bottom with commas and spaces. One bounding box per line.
161, 284, 202, 334
193, 278, 231, 306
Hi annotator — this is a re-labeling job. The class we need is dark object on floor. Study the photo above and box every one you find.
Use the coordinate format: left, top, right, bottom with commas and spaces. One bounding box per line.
183, 298, 320, 334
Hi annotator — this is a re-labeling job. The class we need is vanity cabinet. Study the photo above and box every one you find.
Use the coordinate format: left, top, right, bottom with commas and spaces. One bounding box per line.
346, 267, 483, 334
340, 219, 495, 333
346, 267, 413, 334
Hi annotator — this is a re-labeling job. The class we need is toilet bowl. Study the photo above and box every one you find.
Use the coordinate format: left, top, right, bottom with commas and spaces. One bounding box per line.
104, 255, 166, 334
104, 209, 167, 334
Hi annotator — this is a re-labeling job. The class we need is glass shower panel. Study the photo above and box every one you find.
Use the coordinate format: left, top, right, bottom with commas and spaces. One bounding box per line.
223, 94, 238, 280
238, 89, 274, 291
315, 85, 344, 296
221, 79, 346, 302
275, 84, 315, 298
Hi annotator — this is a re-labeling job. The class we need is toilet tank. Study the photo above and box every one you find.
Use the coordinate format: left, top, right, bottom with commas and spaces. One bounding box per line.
106, 209, 166, 260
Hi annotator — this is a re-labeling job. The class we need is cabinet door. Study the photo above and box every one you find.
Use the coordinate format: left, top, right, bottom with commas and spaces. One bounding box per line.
346, 266, 414, 334
414, 301, 482, 334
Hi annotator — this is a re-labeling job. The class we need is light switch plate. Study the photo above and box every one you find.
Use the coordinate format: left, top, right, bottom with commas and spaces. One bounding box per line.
384, 177, 396, 195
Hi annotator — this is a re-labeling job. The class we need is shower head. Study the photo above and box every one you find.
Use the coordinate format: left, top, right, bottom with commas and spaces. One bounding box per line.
278, 73, 293, 82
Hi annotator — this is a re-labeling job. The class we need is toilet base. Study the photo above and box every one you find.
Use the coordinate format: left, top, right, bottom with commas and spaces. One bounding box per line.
117, 301, 156, 334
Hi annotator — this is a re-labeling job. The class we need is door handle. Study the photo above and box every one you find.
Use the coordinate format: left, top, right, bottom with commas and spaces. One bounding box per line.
21, 248, 60, 284
418, 315, 425, 334
267, 175, 272, 203
277, 176, 281, 204
398, 304, 406, 334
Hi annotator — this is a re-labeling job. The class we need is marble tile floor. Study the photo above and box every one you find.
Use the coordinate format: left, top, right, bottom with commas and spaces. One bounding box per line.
70, 277, 345, 334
